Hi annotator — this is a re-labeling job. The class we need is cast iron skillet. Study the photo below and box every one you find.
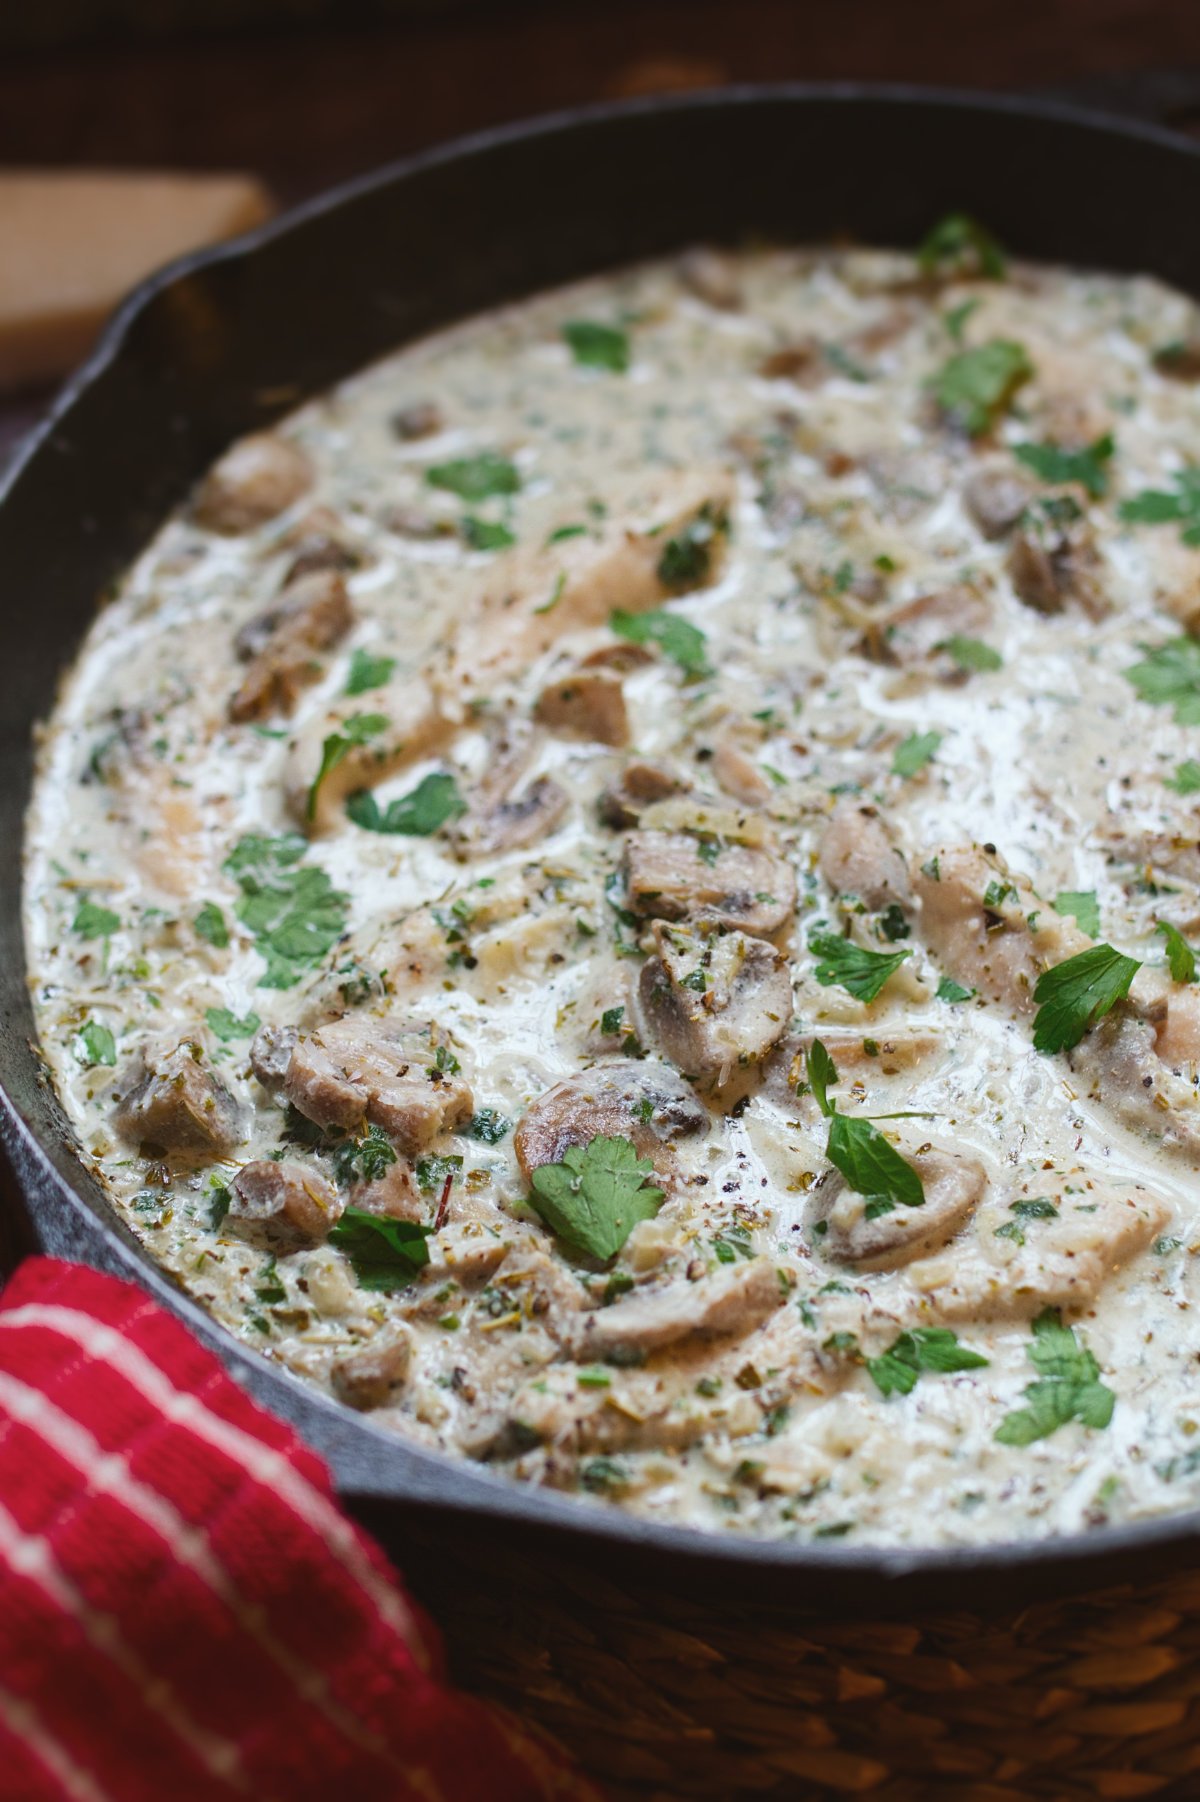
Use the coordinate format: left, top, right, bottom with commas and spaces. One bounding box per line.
3, 84, 1200, 1611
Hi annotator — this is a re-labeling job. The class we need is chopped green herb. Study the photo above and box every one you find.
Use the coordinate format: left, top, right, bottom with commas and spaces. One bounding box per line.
76, 1020, 116, 1067
344, 648, 396, 695
1053, 890, 1100, 937
937, 634, 1003, 673
333, 1124, 398, 1187
577, 1367, 612, 1389
547, 523, 588, 544
416, 1153, 463, 1193
918, 213, 1007, 281
205, 1007, 260, 1042
808, 932, 910, 1002
1014, 433, 1114, 500
307, 712, 388, 821
892, 730, 942, 778
806, 1041, 925, 1214
877, 904, 910, 943
72, 900, 119, 939
562, 319, 630, 372
193, 902, 229, 948
982, 878, 1017, 909
209, 1183, 232, 1229
943, 297, 981, 342
328, 1207, 432, 1291
824, 342, 870, 383
933, 339, 1032, 436
610, 606, 711, 676
346, 771, 466, 836
1125, 638, 1200, 724
462, 515, 516, 551
465, 1107, 511, 1144
223, 833, 349, 991
1012, 1196, 1059, 1220
581, 1456, 629, 1493
995, 1309, 1115, 1446
1032, 943, 1141, 1054
425, 452, 520, 501
655, 506, 725, 592
1119, 468, 1200, 545
528, 1134, 664, 1262
1166, 759, 1200, 795
936, 976, 974, 1004
600, 1005, 625, 1036
1157, 919, 1197, 984
867, 1327, 988, 1397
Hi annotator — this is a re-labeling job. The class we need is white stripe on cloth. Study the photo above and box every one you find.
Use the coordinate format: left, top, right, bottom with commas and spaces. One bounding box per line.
0, 1498, 254, 1796
0, 1681, 118, 1802
0, 1302, 428, 1669
0, 1369, 444, 1801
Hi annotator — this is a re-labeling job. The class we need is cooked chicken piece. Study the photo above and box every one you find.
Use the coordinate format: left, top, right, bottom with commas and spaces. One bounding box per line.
677, 247, 743, 310
1007, 507, 1108, 619
348, 1158, 423, 1222
622, 829, 796, 938
808, 1143, 987, 1269
330, 1329, 413, 1410
229, 569, 354, 721
963, 464, 1035, 539
426, 1222, 514, 1285
907, 1180, 1170, 1322
598, 759, 690, 828
534, 668, 629, 746
229, 1159, 342, 1239
1143, 979, 1200, 1070
819, 801, 911, 909
390, 400, 443, 440
1093, 777, 1200, 893
711, 726, 773, 806
192, 432, 314, 534
286, 673, 447, 832
912, 845, 1089, 1011
1068, 1008, 1200, 1156
865, 584, 993, 674
571, 1258, 784, 1361
640, 921, 793, 1094
515, 1059, 708, 1183
769, 1029, 944, 1106
250, 1023, 297, 1088
759, 337, 826, 383
274, 1018, 472, 1152
114, 1042, 242, 1156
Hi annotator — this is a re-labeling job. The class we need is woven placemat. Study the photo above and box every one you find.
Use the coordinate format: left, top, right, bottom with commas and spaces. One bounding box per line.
409, 1540, 1200, 1800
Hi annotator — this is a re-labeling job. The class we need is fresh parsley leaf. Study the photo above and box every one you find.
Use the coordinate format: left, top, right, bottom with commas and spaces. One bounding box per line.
416, 1153, 463, 1193
1011, 1196, 1059, 1220
465, 1107, 511, 1144
933, 339, 1032, 436
805, 1038, 839, 1118
918, 213, 1007, 280
804, 1042, 925, 1214
75, 1020, 116, 1067
425, 452, 520, 502
1157, 919, 1197, 984
528, 1134, 664, 1262
1119, 468, 1200, 545
547, 523, 588, 544
655, 505, 725, 592
462, 515, 516, 551
209, 1183, 232, 1229
223, 834, 349, 991
610, 607, 711, 676
892, 730, 942, 778
867, 1327, 988, 1397
1031, 944, 1142, 1054
333, 1124, 397, 1186
808, 932, 910, 1003
307, 712, 388, 821
1053, 890, 1100, 938
345, 648, 396, 695
562, 319, 630, 372
193, 902, 229, 948
1166, 758, 1200, 795
72, 900, 119, 939
346, 771, 466, 836
936, 976, 974, 1004
943, 297, 981, 342
205, 1007, 260, 1042
1125, 638, 1200, 724
328, 1206, 432, 1291
937, 634, 1003, 673
1014, 433, 1114, 500
994, 1309, 1115, 1446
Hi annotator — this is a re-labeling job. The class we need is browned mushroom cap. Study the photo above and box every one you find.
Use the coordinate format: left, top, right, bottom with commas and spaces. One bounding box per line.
229, 1159, 343, 1240
598, 759, 689, 829
192, 432, 314, 534
622, 829, 796, 939
514, 1059, 708, 1182
1006, 506, 1109, 619
962, 464, 1035, 540
230, 569, 354, 722
534, 668, 629, 748
114, 1042, 242, 1157
677, 247, 743, 311
807, 1144, 987, 1269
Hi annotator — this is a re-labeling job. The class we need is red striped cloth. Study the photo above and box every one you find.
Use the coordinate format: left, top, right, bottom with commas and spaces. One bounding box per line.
0, 1256, 600, 1802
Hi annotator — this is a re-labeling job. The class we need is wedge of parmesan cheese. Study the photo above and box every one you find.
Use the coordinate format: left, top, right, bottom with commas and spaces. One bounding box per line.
0, 169, 273, 391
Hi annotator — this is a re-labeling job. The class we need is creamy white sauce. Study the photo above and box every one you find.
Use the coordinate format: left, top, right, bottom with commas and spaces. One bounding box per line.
23, 244, 1200, 1545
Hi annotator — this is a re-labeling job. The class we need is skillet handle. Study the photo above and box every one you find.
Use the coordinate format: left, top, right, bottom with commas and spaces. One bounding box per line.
1031, 68, 1200, 137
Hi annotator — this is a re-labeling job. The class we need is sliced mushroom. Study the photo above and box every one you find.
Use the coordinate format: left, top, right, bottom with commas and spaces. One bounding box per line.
193, 433, 314, 534
230, 569, 354, 722
1068, 1008, 1200, 1156
963, 465, 1035, 540
534, 668, 628, 747
454, 774, 569, 860
622, 829, 796, 938
598, 759, 689, 829
1007, 504, 1108, 619
114, 1042, 242, 1156
711, 726, 773, 806
571, 1258, 784, 1361
819, 801, 911, 909
865, 584, 993, 676
330, 1329, 413, 1410
640, 921, 792, 1094
229, 1159, 343, 1240
250, 1023, 298, 1088
677, 247, 743, 310
808, 1144, 987, 1269
390, 400, 444, 440
280, 1018, 473, 1153
514, 1059, 708, 1183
